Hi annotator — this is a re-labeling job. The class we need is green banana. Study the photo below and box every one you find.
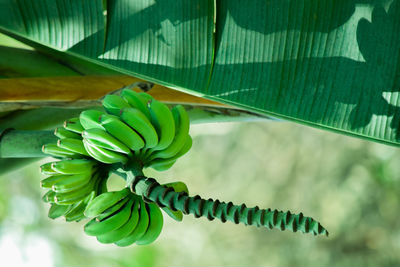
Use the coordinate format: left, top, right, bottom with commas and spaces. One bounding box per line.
148, 100, 175, 151
120, 108, 158, 149
114, 198, 149, 247
138, 92, 153, 102
97, 199, 139, 244
96, 196, 130, 221
48, 203, 71, 219
65, 204, 86, 222
50, 159, 96, 174
84, 188, 131, 218
54, 177, 97, 205
42, 143, 80, 158
40, 162, 58, 175
95, 174, 109, 195
41, 175, 66, 189
160, 181, 189, 222
100, 114, 145, 151
150, 105, 189, 160
120, 89, 151, 118
54, 189, 91, 205
102, 94, 131, 116
52, 174, 91, 193
91, 171, 107, 196
84, 200, 133, 236
64, 192, 96, 222
54, 127, 81, 140
136, 202, 163, 245
83, 139, 128, 164
58, 138, 89, 156
64, 118, 84, 134
147, 136, 192, 171
151, 160, 176, 172
82, 128, 131, 154
42, 190, 56, 203
79, 110, 106, 130
163, 181, 189, 194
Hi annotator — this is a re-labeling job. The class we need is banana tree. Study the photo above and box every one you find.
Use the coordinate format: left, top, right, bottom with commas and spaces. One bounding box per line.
0, 0, 399, 246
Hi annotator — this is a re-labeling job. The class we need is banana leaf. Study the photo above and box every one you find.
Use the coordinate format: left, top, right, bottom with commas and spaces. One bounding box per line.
0, 0, 399, 145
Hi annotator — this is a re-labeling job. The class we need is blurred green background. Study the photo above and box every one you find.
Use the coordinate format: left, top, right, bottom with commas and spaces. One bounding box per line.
1, 120, 400, 267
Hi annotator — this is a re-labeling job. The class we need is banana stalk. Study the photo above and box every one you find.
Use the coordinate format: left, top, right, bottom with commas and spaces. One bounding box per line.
0, 129, 56, 158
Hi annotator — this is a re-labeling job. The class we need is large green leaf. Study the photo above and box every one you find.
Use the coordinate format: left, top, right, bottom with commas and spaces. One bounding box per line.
0, 0, 399, 145
0, 0, 215, 90
207, 0, 400, 145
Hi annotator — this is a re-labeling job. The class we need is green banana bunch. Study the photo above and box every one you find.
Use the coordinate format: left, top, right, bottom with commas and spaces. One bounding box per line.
41, 114, 111, 222
78, 89, 192, 170
84, 188, 164, 246
40, 90, 191, 243
40, 88, 327, 247
40, 159, 107, 222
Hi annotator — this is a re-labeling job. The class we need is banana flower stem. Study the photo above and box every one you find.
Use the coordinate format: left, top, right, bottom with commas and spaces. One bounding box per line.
130, 175, 328, 237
